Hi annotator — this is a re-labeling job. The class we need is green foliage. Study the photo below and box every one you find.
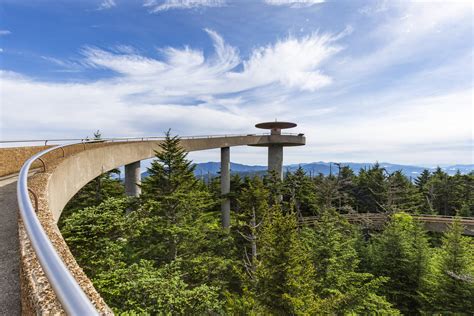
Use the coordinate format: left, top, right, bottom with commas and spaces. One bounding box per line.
365, 212, 431, 313
430, 219, 474, 313
60, 170, 124, 227
248, 204, 319, 314
60, 132, 473, 314
303, 208, 397, 314
283, 166, 318, 217
94, 260, 223, 314
141, 129, 197, 199
61, 197, 131, 278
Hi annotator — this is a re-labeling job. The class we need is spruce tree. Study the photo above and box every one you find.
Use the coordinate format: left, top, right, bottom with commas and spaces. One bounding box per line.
367, 212, 431, 313
432, 219, 474, 313
354, 163, 388, 213
250, 204, 319, 314
303, 208, 397, 314
141, 129, 197, 199
283, 167, 317, 218
137, 131, 216, 264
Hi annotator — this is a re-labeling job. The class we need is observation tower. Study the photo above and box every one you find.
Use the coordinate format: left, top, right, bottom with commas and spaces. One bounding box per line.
252, 120, 304, 179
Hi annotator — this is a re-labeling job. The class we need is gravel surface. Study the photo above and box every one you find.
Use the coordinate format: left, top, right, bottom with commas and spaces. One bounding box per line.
0, 176, 21, 315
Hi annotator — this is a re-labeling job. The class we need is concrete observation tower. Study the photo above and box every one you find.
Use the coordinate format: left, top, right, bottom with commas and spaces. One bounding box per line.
252, 121, 304, 179
219, 121, 304, 228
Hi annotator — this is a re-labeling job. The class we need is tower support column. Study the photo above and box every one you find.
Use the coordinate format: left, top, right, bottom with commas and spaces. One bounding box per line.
221, 147, 230, 229
125, 161, 141, 197
268, 145, 283, 180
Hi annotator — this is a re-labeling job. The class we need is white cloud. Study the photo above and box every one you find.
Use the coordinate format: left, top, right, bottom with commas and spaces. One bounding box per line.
264, 0, 325, 8
79, 29, 337, 95
0, 48, 3, 53
0, 30, 339, 141
144, 0, 225, 12
0, 30, 11, 36
294, 89, 473, 165
335, 1, 473, 79
358, 0, 388, 16
97, 0, 116, 10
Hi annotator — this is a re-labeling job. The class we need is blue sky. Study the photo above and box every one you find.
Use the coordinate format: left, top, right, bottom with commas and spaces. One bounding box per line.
0, 0, 472, 166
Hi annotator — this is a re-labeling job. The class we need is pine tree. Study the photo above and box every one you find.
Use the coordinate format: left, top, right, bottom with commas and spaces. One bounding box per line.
141, 130, 197, 199
415, 169, 431, 190
137, 130, 214, 263
354, 163, 388, 213
264, 170, 284, 206
303, 208, 397, 314
386, 170, 418, 212
366, 212, 431, 313
283, 166, 317, 218
335, 164, 357, 213
249, 204, 319, 314
236, 176, 269, 274
431, 219, 474, 313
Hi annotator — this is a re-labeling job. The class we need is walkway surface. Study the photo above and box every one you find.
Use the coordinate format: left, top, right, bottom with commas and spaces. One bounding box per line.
0, 175, 21, 315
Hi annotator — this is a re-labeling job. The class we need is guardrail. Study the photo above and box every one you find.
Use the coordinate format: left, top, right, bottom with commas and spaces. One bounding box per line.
17, 142, 99, 315
1, 132, 305, 147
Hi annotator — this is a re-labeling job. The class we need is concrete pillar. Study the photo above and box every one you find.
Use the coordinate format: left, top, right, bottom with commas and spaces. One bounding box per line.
221, 147, 230, 229
268, 145, 283, 180
125, 161, 141, 197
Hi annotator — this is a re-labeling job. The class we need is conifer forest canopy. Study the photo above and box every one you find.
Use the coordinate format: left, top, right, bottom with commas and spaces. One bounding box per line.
60, 134, 474, 315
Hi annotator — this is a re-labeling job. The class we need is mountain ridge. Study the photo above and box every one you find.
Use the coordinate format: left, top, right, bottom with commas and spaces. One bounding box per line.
192, 161, 474, 177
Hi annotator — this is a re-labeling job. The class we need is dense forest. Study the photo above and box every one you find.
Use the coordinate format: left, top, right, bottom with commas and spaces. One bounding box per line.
59, 132, 474, 314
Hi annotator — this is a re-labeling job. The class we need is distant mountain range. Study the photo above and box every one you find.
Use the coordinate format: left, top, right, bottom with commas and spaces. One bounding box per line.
140, 162, 473, 180
191, 162, 474, 178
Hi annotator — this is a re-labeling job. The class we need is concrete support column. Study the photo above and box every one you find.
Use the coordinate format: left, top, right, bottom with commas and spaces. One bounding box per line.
221, 147, 231, 229
125, 161, 141, 197
268, 145, 283, 180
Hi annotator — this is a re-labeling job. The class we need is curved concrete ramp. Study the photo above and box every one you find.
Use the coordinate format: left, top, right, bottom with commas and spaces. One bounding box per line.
0, 175, 21, 316
14, 134, 305, 314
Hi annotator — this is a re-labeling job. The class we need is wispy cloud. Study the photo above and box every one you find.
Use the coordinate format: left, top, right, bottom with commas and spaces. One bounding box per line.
0, 30, 11, 36
264, 0, 325, 8
1, 29, 339, 138
331, 1, 472, 85
144, 0, 225, 12
80, 29, 338, 94
97, 0, 116, 10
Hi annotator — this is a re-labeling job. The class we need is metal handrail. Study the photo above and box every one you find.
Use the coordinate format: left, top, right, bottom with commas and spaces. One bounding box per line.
1, 132, 305, 146
17, 142, 99, 315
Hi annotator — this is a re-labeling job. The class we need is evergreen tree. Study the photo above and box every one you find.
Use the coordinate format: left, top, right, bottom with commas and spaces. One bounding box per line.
249, 204, 319, 314
61, 197, 131, 278
303, 208, 397, 314
334, 164, 357, 213
386, 170, 419, 212
264, 170, 284, 206
366, 212, 431, 313
236, 176, 269, 274
283, 166, 317, 218
354, 163, 388, 213
141, 129, 197, 199
94, 260, 223, 314
431, 219, 474, 313
415, 169, 431, 190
